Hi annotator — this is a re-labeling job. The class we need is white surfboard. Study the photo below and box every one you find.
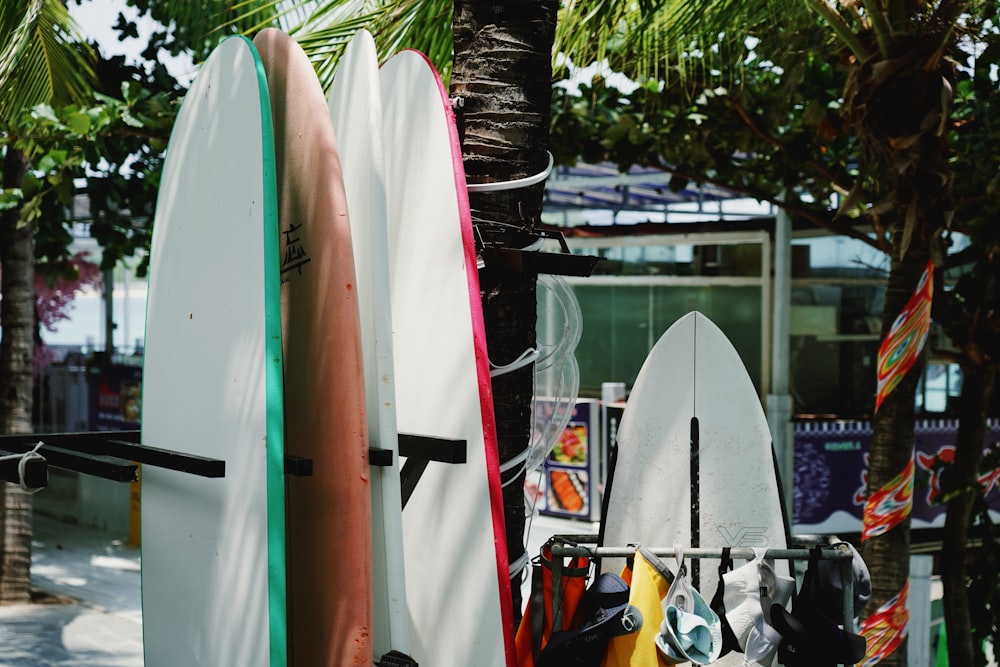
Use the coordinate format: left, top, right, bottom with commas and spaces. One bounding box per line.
381, 50, 516, 667
141, 36, 286, 667
600, 311, 790, 595
327, 29, 410, 659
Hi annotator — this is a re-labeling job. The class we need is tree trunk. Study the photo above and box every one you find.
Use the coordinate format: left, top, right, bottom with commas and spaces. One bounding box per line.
451, 0, 559, 625
942, 361, 994, 666
0, 147, 35, 605
862, 231, 928, 667
849, 32, 958, 661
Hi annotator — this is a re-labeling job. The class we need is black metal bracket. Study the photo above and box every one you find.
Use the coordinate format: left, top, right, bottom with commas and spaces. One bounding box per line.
0, 449, 49, 488
112, 429, 312, 478
369, 448, 394, 467
367, 433, 468, 508
481, 247, 600, 277
0, 438, 138, 483
398, 433, 466, 464
0, 430, 324, 486
479, 229, 601, 277
0, 430, 219, 482
398, 433, 467, 509
284, 455, 313, 477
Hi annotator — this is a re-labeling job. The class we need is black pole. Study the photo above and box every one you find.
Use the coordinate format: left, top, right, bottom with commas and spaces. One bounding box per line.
690, 416, 700, 587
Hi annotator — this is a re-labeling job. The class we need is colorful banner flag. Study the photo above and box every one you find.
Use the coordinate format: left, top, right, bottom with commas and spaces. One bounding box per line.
875, 260, 933, 412
858, 582, 910, 666
862, 456, 914, 541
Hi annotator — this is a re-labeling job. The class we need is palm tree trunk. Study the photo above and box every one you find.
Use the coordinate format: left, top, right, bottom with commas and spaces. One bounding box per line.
0, 147, 35, 605
862, 230, 928, 667
451, 0, 559, 625
942, 360, 994, 666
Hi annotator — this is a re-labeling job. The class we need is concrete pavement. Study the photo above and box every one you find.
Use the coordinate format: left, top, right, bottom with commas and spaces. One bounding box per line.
0, 515, 142, 667
0, 511, 594, 666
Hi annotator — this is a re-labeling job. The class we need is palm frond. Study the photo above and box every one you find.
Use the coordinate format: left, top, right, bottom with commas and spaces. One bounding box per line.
291, 10, 391, 86
0, 0, 43, 94
142, 0, 287, 60
0, 0, 96, 123
285, 0, 454, 88
206, 0, 452, 89
212, 0, 863, 94
555, 0, 821, 83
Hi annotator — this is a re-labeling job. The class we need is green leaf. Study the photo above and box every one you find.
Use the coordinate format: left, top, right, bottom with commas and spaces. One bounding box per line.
66, 110, 91, 135
606, 115, 636, 142
18, 193, 41, 225
121, 109, 143, 129
20, 171, 39, 197
0, 188, 23, 210
120, 80, 149, 106
36, 148, 67, 172
53, 174, 73, 206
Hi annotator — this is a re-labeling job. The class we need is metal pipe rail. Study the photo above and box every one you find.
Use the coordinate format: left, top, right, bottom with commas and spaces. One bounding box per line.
545, 539, 858, 665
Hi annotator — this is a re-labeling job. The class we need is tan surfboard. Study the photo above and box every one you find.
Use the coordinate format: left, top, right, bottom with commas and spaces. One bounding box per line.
254, 28, 373, 666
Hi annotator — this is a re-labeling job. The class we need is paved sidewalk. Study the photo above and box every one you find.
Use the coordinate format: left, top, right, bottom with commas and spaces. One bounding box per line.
0, 515, 142, 667
0, 511, 593, 667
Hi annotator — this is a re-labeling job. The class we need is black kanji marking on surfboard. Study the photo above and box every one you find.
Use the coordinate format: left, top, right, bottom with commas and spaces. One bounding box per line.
280, 222, 311, 281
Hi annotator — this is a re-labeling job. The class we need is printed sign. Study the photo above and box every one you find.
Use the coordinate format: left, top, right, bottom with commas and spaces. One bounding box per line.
531, 398, 602, 521
793, 418, 1000, 535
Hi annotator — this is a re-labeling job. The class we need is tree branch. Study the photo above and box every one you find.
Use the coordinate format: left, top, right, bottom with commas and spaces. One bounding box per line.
804, 0, 875, 61
720, 94, 855, 194
858, 0, 894, 59
650, 161, 883, 250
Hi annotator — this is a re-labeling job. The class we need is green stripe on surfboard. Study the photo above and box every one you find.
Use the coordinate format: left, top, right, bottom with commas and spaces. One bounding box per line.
244, 33, 289, 667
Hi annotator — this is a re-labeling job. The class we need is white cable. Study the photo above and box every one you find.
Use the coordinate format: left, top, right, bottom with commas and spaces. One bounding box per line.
521, 466, 545, 565
0, 442, 45, 493
466, 152, 554, 193
490, 346, 540, 378
527, 357, 579, 473
535, 275, 582, 372
508, 549, 531, 580
499, 446, 531, 476
521, 237, 545, 252
527, 275, 583, 473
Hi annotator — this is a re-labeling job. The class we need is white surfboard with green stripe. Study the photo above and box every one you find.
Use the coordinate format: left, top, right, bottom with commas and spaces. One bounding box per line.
140, 35, 287, 667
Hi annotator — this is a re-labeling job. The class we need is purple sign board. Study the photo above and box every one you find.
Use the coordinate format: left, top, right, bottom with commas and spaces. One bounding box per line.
793, 418, 1000, 535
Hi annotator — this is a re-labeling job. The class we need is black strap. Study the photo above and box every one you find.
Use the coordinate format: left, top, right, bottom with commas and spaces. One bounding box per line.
718, 546, 733, 576
795, 545, 824, 612
596, 440, 620, 576
529, 558, 545, 665
710, 546, 742, 657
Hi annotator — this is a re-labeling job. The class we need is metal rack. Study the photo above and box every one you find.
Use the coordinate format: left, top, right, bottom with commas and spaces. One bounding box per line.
1, 429, 467, 502
543, 537, 859, 666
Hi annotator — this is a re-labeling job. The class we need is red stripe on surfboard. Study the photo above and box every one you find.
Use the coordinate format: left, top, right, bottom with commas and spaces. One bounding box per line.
410, 49, 517, 666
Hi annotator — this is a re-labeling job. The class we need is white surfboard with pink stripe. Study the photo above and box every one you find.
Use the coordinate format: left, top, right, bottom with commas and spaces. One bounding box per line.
381, 49, 516, 667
